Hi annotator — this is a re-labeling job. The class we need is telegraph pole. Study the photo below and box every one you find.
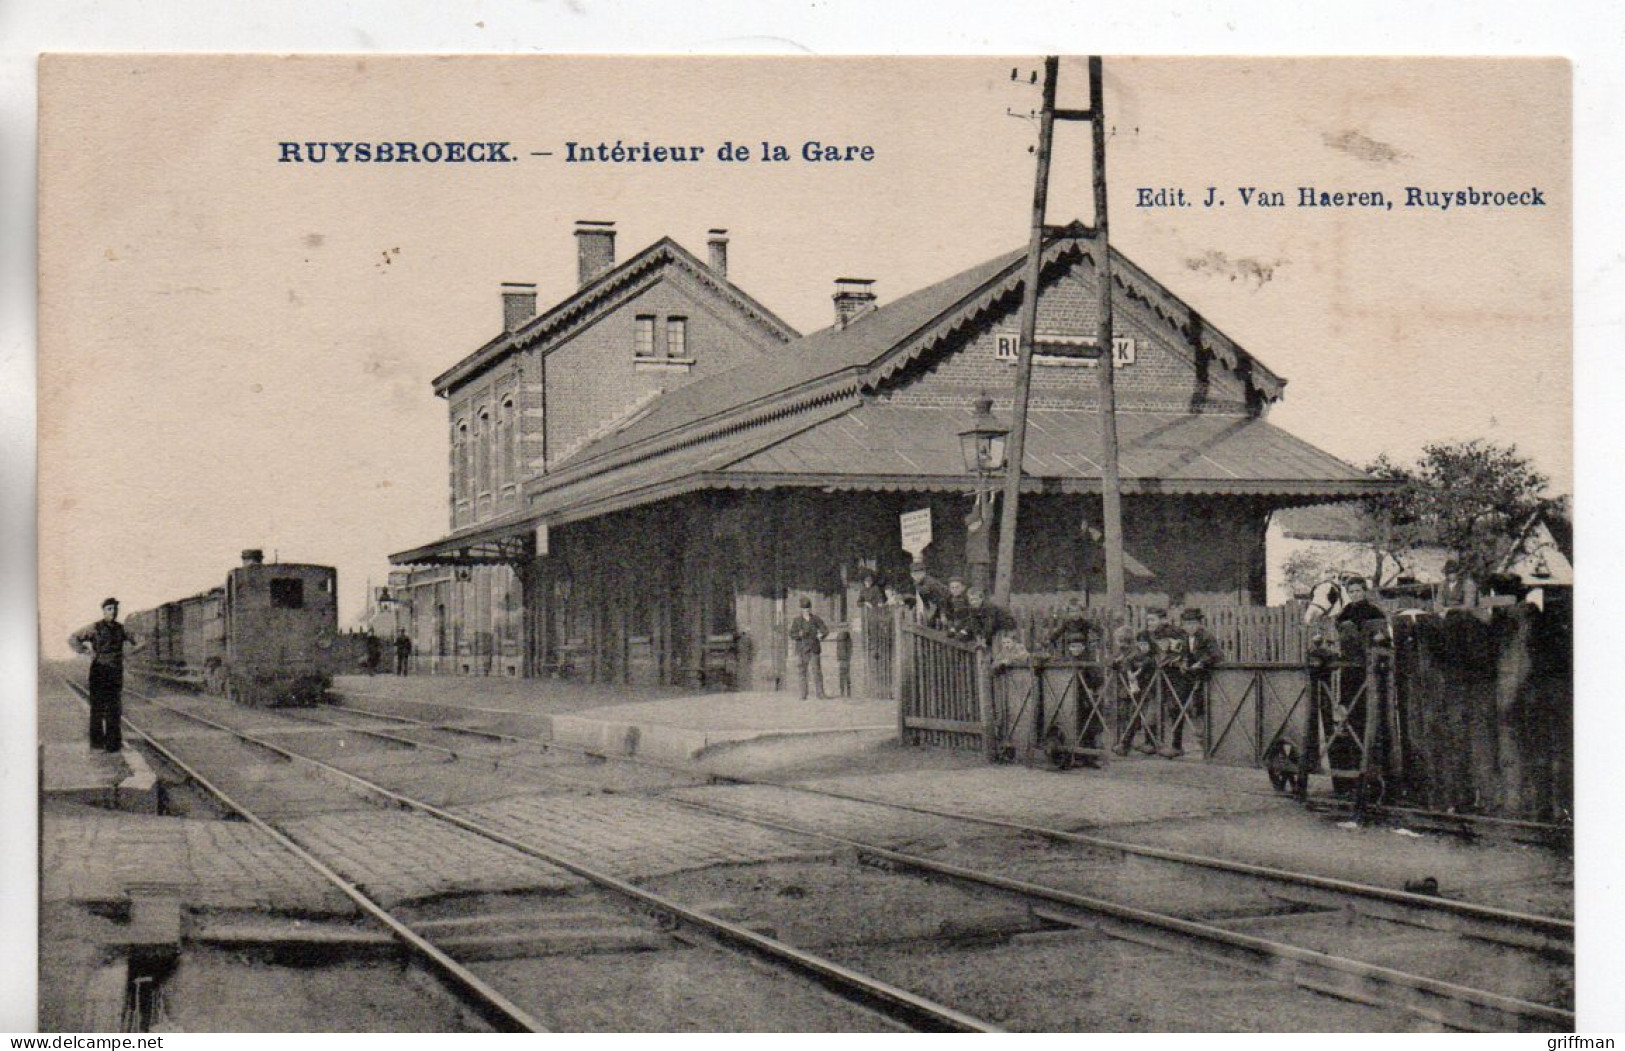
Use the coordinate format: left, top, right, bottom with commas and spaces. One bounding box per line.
991, 57, 1057, 608
1090, 56, 1127, 628
992, 56, 1127, 639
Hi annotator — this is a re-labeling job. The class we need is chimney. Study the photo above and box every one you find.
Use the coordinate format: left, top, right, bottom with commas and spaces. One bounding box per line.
501, 282, 537, 332
833, 278, 877, 329
707, 228, 729, 278
574, 220, 616, 286
241, 549, 265, 566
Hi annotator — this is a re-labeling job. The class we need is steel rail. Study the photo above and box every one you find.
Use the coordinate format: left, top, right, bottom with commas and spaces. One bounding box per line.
311, 694, 1575, 1026
60, 679, 550, 1034
652, 793, 1573, 1033
1305, 798, 1572, 847
122, 689, 1001, 1034
321, 693, 1572, 955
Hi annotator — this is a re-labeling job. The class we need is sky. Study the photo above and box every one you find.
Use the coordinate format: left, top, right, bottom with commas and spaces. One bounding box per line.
37, 56, 1571, 649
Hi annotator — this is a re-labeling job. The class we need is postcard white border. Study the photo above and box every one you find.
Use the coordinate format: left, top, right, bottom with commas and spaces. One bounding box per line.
5, 0, 1622, 1037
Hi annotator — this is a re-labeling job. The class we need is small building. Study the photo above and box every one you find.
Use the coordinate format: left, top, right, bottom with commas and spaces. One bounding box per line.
1266, 502, 1452, 605
392, 221, 1388, 691
1498, 511, 1573, 610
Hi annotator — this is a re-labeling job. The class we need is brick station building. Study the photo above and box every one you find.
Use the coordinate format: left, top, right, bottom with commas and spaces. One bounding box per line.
389, 219, 1387, 691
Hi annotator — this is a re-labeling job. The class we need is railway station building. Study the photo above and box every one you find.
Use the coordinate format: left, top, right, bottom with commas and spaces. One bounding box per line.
390, 219, 1387, 691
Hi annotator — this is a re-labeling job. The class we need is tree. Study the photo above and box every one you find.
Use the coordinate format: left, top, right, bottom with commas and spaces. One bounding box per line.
1389, 439, 1556, 586
1359, 453, 1430, 587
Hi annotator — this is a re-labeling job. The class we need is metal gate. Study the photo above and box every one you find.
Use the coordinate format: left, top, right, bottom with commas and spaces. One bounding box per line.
991, 659, 1114, 767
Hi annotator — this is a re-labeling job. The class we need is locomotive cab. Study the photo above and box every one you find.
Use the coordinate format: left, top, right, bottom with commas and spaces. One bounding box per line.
222, 550, 338, 705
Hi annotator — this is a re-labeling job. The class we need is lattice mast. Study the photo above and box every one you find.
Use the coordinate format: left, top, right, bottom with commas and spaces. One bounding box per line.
993, 56, 1127, 636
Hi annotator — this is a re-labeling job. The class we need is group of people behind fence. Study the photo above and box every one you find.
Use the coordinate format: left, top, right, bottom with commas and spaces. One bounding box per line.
1041, 599, 1224, 758
1107, 606, 1223, 759
846, 559, 1236, 758
789, 559, 1018, 701
855, 558, 1017, 645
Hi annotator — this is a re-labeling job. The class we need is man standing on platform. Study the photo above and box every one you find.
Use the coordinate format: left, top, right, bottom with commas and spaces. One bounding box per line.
364, 630, 382, 676
68, 597, 142, 753
394, 629, 413, 675
788, 597, 829, 700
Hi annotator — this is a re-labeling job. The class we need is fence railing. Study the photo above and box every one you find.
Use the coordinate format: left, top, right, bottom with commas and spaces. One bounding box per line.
860, 605, 897, 700
895, 618, 990, 752
1009, 601, 1312, 664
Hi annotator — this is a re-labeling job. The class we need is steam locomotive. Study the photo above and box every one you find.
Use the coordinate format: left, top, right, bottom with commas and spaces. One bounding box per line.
125, 549, 339, 706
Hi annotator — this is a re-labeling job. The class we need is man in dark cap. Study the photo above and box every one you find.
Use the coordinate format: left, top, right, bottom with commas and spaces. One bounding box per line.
787, 597, 829, 700
963, 585, 1016, 648
68, 597, 143, 753
1161, 607, 1223, 758
905, 559, 949, 628
1047, 598, 1098, 660
940, 575, 973, 637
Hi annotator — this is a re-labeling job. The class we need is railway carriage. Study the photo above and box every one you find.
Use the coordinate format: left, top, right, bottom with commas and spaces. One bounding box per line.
128, 549, 339, 706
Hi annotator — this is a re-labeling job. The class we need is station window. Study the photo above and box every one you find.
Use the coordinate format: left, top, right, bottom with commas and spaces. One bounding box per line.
666, 317, 688, 358
455, 420, 470, 500
476, 408, 491, 492
634, 315, 656, 357
500, 397, 516, 486
269, 578, 305, 609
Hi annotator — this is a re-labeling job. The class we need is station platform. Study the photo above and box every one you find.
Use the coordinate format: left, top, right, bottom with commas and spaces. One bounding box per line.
329, 673, 895, 763
39, 663, 161, 813
550, 692, 895, 762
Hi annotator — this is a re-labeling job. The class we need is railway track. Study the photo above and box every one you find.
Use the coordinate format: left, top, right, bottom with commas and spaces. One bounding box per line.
294, 691, 1573, 1031
314, 692, 1573, 954
70, 679, 997, 1033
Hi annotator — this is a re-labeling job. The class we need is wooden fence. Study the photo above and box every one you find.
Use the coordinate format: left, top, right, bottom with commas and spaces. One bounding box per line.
860, 605, 898, 700
1388, 604, 1571, 821
895, 619, 991, 752
1010, 601, 1312, 664
889, 597, 1570, 821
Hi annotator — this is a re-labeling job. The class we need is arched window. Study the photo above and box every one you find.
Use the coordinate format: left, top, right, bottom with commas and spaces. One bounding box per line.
475, 408, 491, 493
500, 397, 516, 486
455, 420, 470, 501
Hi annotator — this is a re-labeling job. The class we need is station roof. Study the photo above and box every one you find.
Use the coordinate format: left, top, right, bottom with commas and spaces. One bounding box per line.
392, 400, 1383, 566
542, 228, 1288, 486
393, 227, 1381, 568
